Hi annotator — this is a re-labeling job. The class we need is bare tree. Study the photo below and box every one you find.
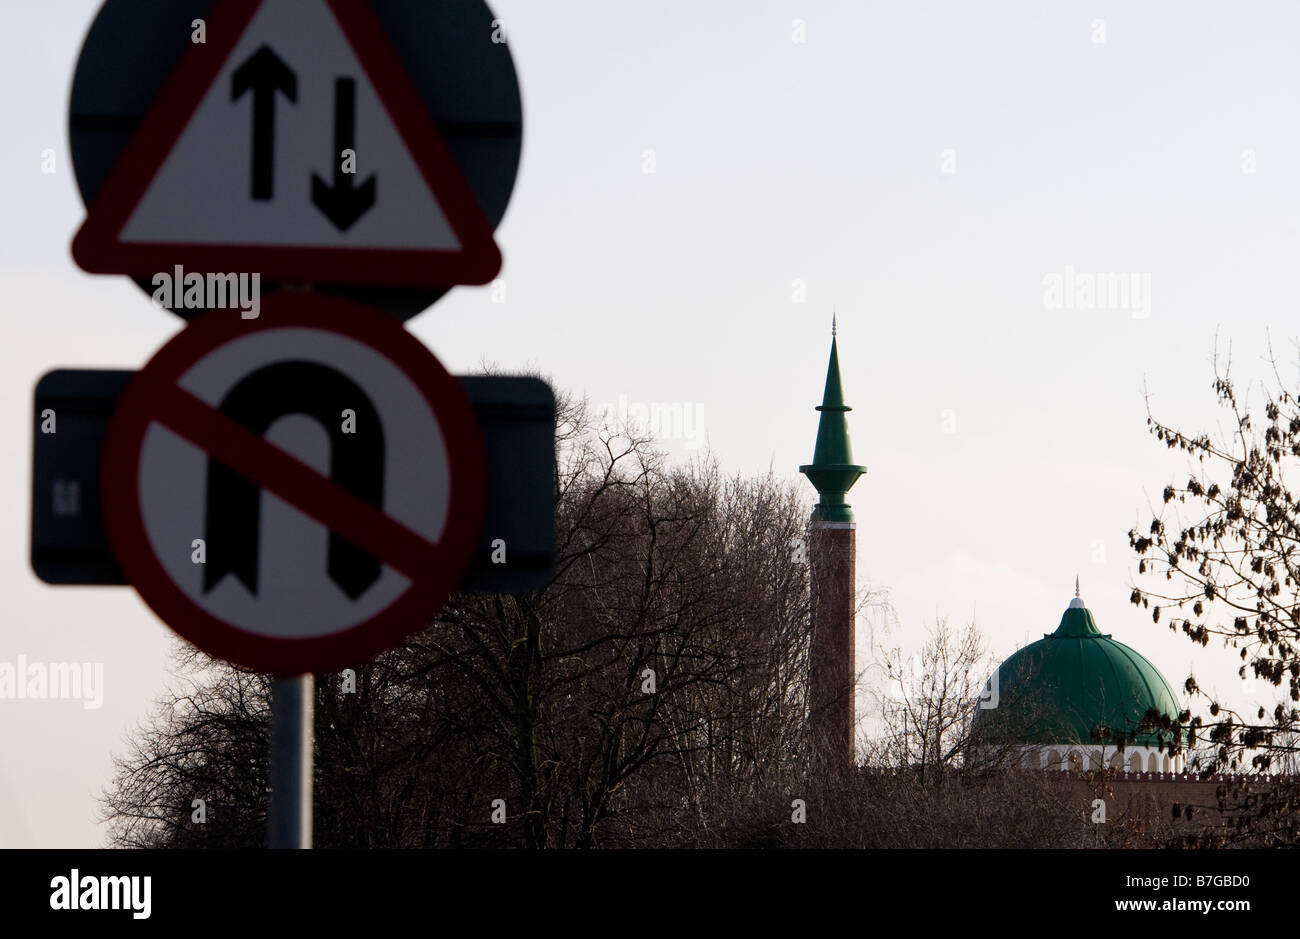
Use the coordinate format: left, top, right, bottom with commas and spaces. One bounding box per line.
101, 389, 820, 848
866, 617, 993, 780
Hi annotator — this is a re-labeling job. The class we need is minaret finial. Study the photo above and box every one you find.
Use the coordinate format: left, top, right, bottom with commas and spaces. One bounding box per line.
800, 321, 865, 524
1075, 575, 1080, 598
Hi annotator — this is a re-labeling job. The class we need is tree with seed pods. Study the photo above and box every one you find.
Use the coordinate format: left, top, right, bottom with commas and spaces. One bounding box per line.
1131, 340, 1300, 844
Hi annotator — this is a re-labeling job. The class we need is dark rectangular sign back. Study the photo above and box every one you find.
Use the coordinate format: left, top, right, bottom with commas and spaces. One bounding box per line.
32, 370, 555, 594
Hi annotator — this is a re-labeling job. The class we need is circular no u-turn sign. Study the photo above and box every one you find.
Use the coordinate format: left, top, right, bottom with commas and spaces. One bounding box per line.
101, 293, 485, 672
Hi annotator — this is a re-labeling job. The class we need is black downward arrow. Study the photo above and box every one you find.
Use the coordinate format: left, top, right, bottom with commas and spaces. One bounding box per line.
311, 77, 377, 231
231, 45, 297, 201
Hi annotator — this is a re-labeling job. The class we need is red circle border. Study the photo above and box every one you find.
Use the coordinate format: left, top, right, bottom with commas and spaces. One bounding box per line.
100, 294, 486, 674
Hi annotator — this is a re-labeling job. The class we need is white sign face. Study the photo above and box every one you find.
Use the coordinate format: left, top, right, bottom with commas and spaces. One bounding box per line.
72, 0, 502, 288
123, 0, 458, 249
100, 296, 487, 673
139, 326, 450, 638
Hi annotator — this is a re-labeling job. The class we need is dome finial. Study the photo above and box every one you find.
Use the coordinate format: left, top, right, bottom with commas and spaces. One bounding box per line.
1075, 575, 1080, 598
1069, 576, 1085, 609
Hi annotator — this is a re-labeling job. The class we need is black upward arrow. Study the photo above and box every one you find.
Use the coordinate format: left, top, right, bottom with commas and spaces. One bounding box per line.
231, 45, 297, 201
311, 77, 377, 231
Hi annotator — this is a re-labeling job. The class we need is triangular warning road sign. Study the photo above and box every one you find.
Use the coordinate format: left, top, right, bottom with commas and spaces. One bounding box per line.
72, 0, 502, 287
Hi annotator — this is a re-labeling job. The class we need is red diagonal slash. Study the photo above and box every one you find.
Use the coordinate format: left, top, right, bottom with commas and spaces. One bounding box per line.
152, 384, 442, 580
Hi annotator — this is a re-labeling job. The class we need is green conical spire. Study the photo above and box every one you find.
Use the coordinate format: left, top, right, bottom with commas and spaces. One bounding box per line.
799, 318, 867, 523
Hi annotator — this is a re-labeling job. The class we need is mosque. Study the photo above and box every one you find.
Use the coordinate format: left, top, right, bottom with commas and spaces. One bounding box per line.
797, 322, 1187, 776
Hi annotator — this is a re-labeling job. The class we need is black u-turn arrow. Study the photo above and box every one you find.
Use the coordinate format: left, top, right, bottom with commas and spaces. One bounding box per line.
203, 361, 385, 600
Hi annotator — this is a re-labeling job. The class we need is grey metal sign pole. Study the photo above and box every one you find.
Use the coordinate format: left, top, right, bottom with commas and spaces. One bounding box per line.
268, 675, 313, 849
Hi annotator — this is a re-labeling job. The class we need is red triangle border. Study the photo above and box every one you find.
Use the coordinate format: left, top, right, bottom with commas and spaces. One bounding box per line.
71, 0, 503, 288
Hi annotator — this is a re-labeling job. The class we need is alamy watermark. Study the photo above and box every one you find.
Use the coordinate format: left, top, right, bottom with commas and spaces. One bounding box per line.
0, 655, 103, 709
50, 870, 150, 919
1042, 265, 1150, 319
596, 394, 706, 449
151, 265, 260, 318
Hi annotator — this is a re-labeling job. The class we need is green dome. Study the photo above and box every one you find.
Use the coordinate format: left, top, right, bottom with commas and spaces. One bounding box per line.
973, 597, 1183, 750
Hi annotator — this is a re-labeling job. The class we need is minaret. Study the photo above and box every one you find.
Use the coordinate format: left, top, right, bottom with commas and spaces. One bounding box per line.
799, 317, 867, 768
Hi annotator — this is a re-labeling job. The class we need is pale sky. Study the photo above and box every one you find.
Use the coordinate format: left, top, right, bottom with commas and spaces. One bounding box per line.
4, 0, 1299, 846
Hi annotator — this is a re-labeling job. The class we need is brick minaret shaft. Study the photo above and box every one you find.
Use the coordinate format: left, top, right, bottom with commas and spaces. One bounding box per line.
799, 317, 866, 768
808, 523, 856, 765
